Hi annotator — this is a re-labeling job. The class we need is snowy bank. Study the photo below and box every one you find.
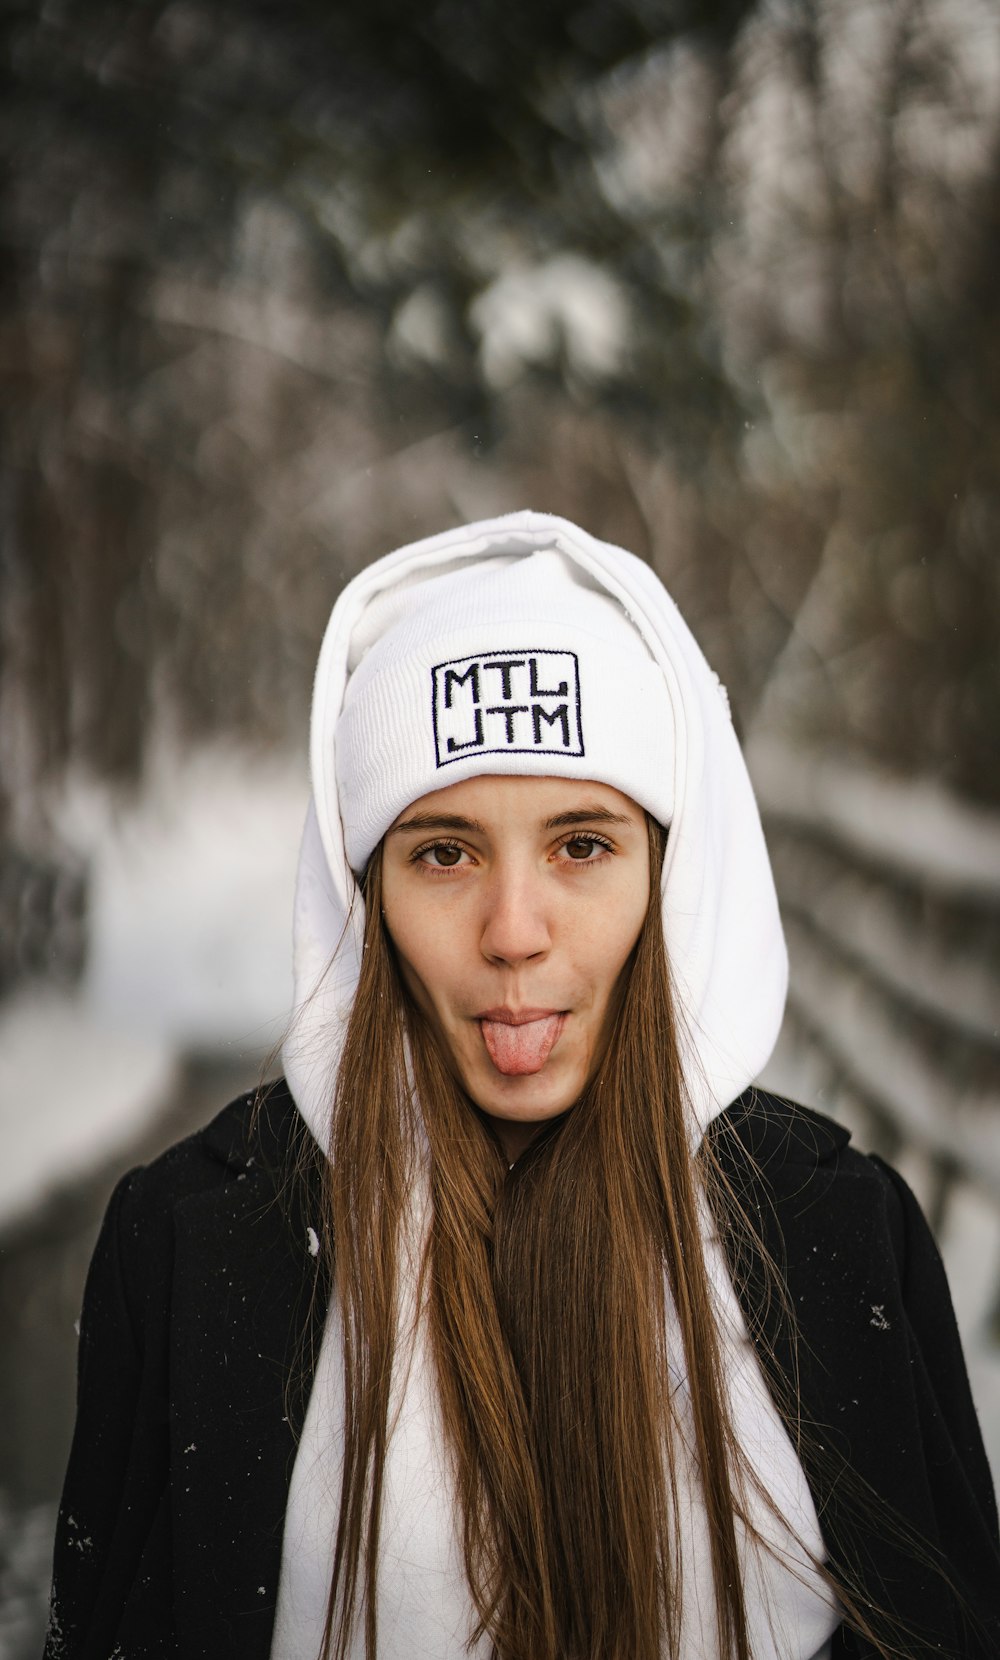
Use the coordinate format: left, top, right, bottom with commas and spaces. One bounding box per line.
1, 745, 308, 1229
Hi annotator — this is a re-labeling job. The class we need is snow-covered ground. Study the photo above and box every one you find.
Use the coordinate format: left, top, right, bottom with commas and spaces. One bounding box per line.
0, 743, 308, 1230
60, 742, 307, 1055
0, 993, 176, 1228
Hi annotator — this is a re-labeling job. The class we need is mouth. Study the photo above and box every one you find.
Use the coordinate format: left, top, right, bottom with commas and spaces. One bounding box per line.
477, 1008, 567, 1076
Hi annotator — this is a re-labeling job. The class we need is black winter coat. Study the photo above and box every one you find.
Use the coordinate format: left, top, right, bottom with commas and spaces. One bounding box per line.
44, 1083, 1000, 1658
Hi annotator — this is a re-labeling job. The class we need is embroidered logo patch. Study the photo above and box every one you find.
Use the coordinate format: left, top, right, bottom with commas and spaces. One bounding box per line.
432, 649, 584, 767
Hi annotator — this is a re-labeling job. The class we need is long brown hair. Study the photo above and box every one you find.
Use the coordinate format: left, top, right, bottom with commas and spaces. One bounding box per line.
315, 819, 913, 1660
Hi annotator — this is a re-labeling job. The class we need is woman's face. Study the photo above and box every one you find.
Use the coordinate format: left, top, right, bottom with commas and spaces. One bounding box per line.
380, 775, 651, 1159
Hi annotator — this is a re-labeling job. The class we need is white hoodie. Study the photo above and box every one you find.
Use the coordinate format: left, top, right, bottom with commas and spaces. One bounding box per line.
272, 512, 838, 1659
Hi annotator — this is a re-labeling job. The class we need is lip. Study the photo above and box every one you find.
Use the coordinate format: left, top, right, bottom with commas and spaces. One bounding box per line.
476, 1006, 566, 1025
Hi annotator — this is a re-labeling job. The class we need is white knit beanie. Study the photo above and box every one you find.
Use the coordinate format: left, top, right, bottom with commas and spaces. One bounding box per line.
335, 549, 675, 872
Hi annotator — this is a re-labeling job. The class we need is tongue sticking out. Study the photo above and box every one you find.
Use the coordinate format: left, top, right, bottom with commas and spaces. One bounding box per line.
481, 1015, 565, 1076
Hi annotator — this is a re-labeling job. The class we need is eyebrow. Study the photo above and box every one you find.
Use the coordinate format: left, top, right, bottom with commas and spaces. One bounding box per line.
388, 805, 634, 836
543, 807, 634, 829
389, 813, 487, 835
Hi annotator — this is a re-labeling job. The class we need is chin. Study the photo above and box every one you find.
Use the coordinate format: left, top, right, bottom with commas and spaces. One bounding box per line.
466, 1064, 584, 1128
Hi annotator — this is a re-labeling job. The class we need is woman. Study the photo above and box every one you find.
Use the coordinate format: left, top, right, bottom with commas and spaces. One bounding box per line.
46, 512, 999, 1659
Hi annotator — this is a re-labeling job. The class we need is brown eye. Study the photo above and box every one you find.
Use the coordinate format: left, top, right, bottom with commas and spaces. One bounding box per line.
565, 837, 598, 860
428, 844, 463, 867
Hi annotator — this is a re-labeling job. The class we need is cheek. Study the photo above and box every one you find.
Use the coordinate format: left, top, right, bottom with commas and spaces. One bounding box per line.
382, 898, 461, 1023
598, 878, 650, 978
584, 904, 649, 1058
394, 944, 449, 1025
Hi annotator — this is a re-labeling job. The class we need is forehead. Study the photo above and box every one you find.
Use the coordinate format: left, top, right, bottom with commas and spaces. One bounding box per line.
387, 774, 641, 832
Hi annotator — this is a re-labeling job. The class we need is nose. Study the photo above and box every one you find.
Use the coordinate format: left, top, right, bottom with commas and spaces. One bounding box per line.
479, 860, 552, 966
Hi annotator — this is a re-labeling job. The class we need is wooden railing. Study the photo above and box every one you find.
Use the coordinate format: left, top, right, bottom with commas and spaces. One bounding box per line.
748, 738, 1000, 1390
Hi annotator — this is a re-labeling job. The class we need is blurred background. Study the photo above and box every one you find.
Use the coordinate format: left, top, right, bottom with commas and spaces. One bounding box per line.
2, 0, 999, 1648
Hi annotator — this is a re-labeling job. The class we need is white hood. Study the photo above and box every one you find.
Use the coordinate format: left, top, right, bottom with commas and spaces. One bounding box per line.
282, 510, 787, 1150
